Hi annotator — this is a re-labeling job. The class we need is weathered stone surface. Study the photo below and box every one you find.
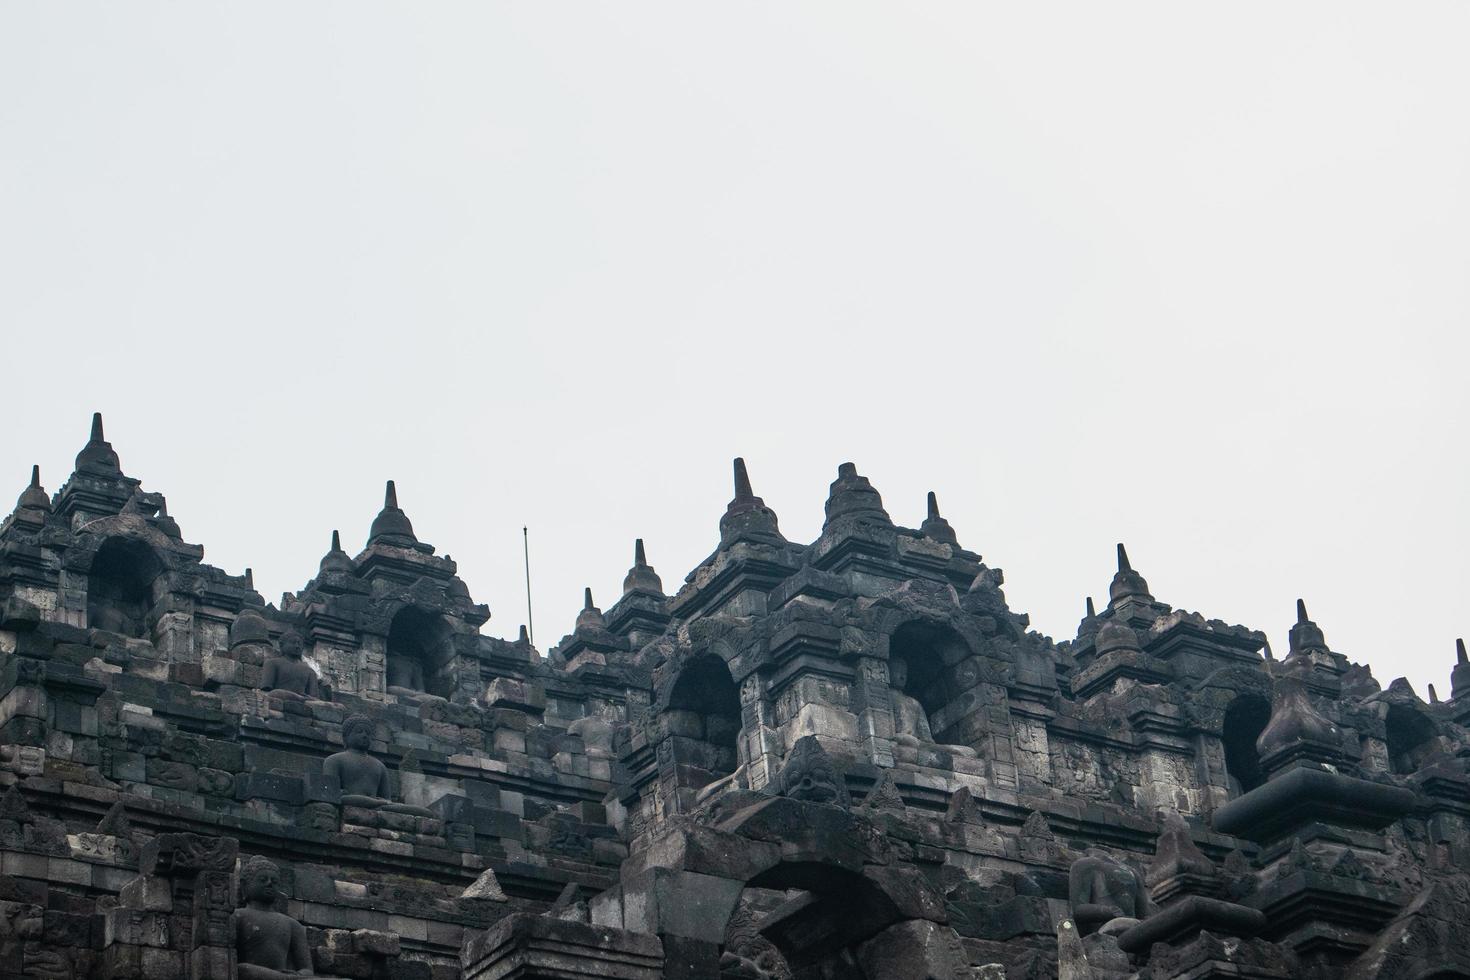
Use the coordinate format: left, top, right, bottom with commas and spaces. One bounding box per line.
0, 429, 1465, 979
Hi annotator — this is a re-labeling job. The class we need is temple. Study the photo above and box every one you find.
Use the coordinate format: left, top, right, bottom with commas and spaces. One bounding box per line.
1, 417, 1468, 980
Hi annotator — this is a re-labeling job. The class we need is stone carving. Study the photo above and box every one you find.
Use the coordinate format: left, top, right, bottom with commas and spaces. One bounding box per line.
778, 735, 850, 806
385, 654, 426, 699
323, 714, 434, 816
568, 702, 620, 758
889, 658, 977, 757
720, 900, 793, 980
4, 425, 1470, 980
261, 630, 325, 702
235, 855, 346, 980
1068, 849, 1148, 937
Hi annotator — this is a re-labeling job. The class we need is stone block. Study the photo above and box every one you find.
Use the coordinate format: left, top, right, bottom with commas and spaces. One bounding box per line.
855, 919, 971, 980
119, 873, 173, 911
462, 913, 663, 980
620, 867, 744, 944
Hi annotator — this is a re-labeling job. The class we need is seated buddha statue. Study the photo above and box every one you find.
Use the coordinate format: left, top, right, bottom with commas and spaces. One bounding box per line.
889, 658, 977, 757
322, 714, 434, 817
260, 631, 325, 702
385, 653, 424, 698
235, 855, 345, 980
1068, 848, 1149, 936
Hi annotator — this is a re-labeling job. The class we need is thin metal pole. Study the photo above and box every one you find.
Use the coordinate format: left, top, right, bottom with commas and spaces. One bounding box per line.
522, 526, 534, 646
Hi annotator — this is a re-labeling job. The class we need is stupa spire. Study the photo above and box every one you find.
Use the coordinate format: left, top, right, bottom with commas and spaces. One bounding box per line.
719, 457, 783, 546
622, 538, 665, 597
367, 479, 416, 546
74, 411, 122, 475
1107, 542, 1153, 606
919, 490, 958, 546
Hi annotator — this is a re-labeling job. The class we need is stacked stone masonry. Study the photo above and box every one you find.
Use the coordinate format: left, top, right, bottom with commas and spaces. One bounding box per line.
1, 416, 1468, 979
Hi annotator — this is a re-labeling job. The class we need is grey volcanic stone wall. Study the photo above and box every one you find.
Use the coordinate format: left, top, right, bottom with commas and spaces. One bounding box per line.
1, 419, 1468, 980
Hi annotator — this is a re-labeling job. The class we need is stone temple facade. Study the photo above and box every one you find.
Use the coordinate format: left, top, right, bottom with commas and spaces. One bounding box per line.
1, 415, 1468, 980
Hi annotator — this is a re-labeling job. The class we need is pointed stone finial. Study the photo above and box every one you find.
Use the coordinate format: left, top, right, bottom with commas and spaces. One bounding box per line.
945, 785, 985, 825
96, 801, 133, 838
859, 770, 906, 813
733, 458, 753, 500
720, 457, 783, 546
576, 588, 606, 632
1452, 639, 1470, 702
1107, 542, 1153, 605
74, 411, 122, 475
0, 785, 32, 823
318, 529, 353, 576
1085, 596, 1097, 618
1428, 684, 1440, 704
367, 479, 416, 546
244, 568, 254, 588
919, 489, 957, 545
622, 538, 664, 597
517, 624, 529, 644
1287, 598, 1329, 660
15, 464, 49, 514
822, 461, 891, 532
461, 865, 507, 902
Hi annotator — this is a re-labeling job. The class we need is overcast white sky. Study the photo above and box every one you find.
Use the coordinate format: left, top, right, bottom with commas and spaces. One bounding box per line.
2, 4, 1466, 696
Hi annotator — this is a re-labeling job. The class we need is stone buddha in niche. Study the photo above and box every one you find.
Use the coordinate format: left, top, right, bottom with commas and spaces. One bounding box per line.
260, 631, 324, 702
888, 658, 977, 757
385, 654, 427, 699
235, 855, 344, 980
323, 714, 434, 817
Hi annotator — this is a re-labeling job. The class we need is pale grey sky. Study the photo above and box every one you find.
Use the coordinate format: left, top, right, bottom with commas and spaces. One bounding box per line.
2, 4, 1466, 695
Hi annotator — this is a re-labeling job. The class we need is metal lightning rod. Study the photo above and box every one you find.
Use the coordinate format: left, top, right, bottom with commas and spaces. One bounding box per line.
523, 526, 534, 648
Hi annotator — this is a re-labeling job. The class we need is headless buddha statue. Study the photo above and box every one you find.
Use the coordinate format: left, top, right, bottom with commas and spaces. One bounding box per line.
385, 653, 428, 699
1068, 848, 1149, 936
323, 714, 434, 817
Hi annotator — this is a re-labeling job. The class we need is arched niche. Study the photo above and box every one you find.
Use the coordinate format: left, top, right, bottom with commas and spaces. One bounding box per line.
887, 620, 971, 744
1221, 695, 1271, 796
1385, 703, 1438, 775
87, 537, 162, 638
663, 653, 741, 791
385, 606, 453, 697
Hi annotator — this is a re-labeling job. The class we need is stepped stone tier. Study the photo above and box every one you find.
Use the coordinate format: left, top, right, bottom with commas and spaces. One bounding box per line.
1, 419, 1468, 980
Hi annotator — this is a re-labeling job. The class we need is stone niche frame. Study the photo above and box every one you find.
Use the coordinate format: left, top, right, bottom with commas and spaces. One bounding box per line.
1186, 665, 1277, 815
348, 598, 484, 703
862, 581, 1018, 777
595, 793, 973, 980
647, 628, 751, 816
62, 517, 207, 661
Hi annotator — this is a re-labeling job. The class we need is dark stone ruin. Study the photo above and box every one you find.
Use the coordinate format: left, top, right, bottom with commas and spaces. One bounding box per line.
2, 420, 1468, 979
